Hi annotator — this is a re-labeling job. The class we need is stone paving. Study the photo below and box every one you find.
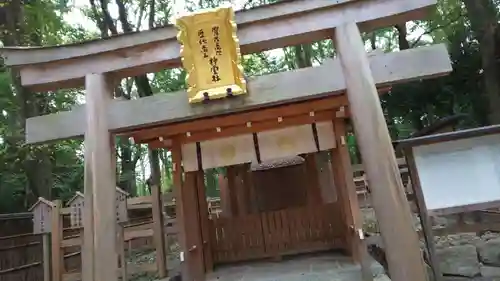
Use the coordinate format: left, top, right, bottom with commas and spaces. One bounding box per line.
205, 252, 390, 281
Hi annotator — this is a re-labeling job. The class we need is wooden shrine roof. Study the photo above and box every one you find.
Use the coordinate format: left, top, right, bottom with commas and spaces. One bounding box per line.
127, 89, 398, 148
251, 156, 305, 171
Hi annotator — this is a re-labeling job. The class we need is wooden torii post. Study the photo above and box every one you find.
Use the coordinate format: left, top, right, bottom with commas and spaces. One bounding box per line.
1, 1, 451, 281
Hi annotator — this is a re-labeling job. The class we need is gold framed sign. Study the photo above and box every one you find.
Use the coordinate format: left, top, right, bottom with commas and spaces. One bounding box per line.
175, 6, 247, 104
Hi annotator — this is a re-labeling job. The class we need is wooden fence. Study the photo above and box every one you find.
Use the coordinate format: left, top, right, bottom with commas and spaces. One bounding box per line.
0, 213, 33, 237
0, 233, 46, 281
210, 202, 345, 264
0, 189, 182, 281
5, 156, 499, 281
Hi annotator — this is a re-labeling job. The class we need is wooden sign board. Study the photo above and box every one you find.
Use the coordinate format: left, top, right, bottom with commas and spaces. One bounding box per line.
175, 6, 247, 104
401, 125, 500, 216
115, 187, 129, 223
65, 188, 129, 227
67, 192, 84, 228
29, 197, 55, 234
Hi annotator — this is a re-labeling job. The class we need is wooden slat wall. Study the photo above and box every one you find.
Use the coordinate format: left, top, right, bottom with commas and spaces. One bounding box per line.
210, 213, 265, 263
261, 203, 344, 256
0, 234, 43, 281
209, 203, 344, 264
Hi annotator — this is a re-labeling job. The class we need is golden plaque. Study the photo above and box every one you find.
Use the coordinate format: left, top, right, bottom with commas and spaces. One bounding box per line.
175, 6, 247, 104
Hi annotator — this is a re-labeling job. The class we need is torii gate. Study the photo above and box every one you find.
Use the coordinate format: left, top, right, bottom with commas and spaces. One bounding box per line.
1, 1, 451, 281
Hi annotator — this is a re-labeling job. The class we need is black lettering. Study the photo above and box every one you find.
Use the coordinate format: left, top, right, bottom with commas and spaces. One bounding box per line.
198, 38, 208, 45
211, 26, 219, 35
211, 65, 220, 74
212, 74, 221, 82
209, 57, 218, 66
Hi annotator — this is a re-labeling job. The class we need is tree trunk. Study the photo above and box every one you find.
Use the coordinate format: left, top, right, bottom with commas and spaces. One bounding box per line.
113, 0, 162, 188
395, 24, 410, 50
463, 0, 500, 124
4, 0, 53, 202
117, 137, 138, 195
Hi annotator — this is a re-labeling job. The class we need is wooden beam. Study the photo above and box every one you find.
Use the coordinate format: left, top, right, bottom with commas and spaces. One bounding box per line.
1, 0, 356, 66
131, 96, 346, 143
148, 110, 335, 148
135, 94, 379, 147
2, 0, 436, 91
334, 23, 427, 281
84, 74, 118, 281
26, 44, 451, 144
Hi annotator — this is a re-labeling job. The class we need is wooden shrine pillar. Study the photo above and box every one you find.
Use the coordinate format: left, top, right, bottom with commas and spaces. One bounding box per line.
330, 119, 363, 261
196, 170, 214, 273
83, 74, 118, 281
334, 23, 428, 281
331, 118, 374, 281
183, 171, 205, 280
171, 144, 189, 280
171, 143, 205, 281
82, 138, 94, 281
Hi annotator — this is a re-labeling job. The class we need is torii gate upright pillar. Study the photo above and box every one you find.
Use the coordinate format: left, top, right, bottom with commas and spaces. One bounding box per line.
82, 74, 119, 281
334, 23, 428, 281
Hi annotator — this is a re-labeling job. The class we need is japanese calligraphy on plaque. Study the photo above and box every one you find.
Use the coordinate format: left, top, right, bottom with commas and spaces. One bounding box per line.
175, 6, 247, 104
